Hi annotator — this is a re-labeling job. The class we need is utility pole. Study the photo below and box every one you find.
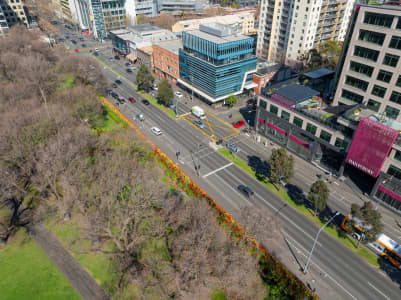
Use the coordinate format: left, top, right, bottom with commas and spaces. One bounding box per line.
303, 212, 340, 274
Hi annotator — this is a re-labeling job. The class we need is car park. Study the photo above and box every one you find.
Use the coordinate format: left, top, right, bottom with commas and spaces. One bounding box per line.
238, 185, 254, 197
142, 99, 150, 105
151, 127, 162, 136
194, 120, 205, 129
129, 97, 136, 103
227, 143, 240, 153
233, 120, 245, 128
175, 91, 183, 98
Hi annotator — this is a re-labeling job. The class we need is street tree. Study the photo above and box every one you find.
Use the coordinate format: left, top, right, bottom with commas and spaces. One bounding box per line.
308, 180, 329, 216
349, 201, 383, 248
268, 147, 294, 190
136, 64, 154, 91
225, 95, 237, 107
157, 79, 174, 105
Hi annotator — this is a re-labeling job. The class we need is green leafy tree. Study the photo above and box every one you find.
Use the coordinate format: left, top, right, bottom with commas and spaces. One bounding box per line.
157, 79, 174, 106
225, 95, 237, 107
297, 40, 342, 71
308, 180, 329, 216
268, 148, 294, 190
136, 64, 154, 91
349, 201, 383, 248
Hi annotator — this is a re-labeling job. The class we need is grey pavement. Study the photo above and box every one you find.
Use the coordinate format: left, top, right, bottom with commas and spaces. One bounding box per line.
93, 55, 401, 300
28, 224, 109, 300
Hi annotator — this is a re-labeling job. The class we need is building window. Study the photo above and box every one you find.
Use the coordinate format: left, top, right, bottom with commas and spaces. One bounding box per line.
367, 99, 381, 112
383, 53, 399, 67
293, 116, 303, 128
320, 130, 332, 143
390, 91, 401, 105
359, 29, 385, 45
385, 105, 400, 119
377, 70, 393, 83
387, 164, 401, 180
397, 17, 401, 30
281, 110, 290, 121
306, 123, 317, 135
349, 61, 374, 77
395, 150, 401, 162
389, 36, 401, 50
363, 12, 393, 28
371, 85, 387, 98
260, 100, 267, 110
270, 104, 278, 115
345, 76, 369, 91
335, 138, 348, 150
341, 89, 364, 103
353, 46, 379, 62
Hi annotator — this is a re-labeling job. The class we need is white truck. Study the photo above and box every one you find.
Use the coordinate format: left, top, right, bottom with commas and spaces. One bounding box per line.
192, 106, 206, 119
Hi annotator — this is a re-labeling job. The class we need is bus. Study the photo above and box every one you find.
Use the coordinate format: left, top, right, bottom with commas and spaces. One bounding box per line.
341, 214, 401, 269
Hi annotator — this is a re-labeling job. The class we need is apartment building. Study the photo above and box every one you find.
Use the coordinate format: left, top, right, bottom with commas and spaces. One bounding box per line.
0, 0, 29, 27
172, 11, 256, 35
0, 5, 8, 32
256, 0, 355, 62
178, 23, 257, 104
158, 0, 204, 13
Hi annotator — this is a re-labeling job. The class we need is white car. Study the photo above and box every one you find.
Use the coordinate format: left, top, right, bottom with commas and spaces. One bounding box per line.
175, 91, 183, 98
151, 127, 162, 136
95, 48, 99, 52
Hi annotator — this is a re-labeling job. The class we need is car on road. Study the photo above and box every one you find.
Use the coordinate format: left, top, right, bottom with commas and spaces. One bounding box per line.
71, 40, 77, 44
95, 48, 99, 52
115, 79, 122, 85
81, 43, 87, 47
136, 113, 145, 121
233, 120, 245, 128
106, 89, 112, 95
119, 98, 126, 103
114, 55, 120, 60
112, 83, 118, 88
92, 52, 99, 56
109, 57, 113, 61
175, 91, 183, 98
194, 120, 205, 129
237, 185, 254, 197
151, 127, 162, 136
152, 84, 158, 91
79, 37, 84, 41
125, 62, 131, 66
128, 97, 136, 103
59, 38, 65, 43
111, 92, 119, 99
227, 143, 240, 153
142, 99, 150, 105
126, 68, 132, 73
169, 103, 175, 110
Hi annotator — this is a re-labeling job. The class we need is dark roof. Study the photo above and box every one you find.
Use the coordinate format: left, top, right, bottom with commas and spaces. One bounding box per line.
303, 68, 335, 79
325, 104, 356, 115
274, 84, 319, 104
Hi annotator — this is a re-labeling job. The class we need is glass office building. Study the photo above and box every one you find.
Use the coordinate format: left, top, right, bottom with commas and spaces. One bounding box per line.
179, 23, 257, 103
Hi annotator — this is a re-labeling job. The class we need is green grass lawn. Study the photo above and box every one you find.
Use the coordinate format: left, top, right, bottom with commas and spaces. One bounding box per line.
0, 229, 81, 300
95, 106, 123, 132
60, 74, 76, 90
218, 148, 380, 267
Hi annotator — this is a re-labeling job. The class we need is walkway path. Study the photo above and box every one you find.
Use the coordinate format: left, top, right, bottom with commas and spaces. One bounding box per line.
28, 224, 109, 300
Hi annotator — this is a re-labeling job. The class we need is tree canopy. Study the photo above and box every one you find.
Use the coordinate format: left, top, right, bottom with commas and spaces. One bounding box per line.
157, 79, 174, 105
136, 64, 154, 91
225, 95, 237, 107
297, 40, 343, 72
268, 148, 294, 190
308, 180, 329, 216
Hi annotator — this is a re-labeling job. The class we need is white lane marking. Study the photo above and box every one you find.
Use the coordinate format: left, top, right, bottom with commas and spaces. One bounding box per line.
367, 282, 391, 300
253, 192, 322, 247
334, 181, 339, 186
285, 237, 358, 300
202, 162, 234, 178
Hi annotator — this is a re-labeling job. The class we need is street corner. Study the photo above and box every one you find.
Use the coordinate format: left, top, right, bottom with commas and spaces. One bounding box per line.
181, 111, 239, 142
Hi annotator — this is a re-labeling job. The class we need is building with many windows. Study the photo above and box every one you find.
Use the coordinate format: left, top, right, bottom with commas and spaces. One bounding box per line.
158, 0, 204, 14
0, 4, 8, 33
153, 39, 182, 85
0, 0, 30, 28
178, 23, 257, 104
256, 0, 355, 62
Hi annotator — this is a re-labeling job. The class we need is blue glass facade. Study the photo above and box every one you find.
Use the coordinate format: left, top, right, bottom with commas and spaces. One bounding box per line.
179, 31, 257, 99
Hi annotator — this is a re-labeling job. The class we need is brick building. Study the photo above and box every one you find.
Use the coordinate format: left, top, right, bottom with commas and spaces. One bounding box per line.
153, 39, 182, 86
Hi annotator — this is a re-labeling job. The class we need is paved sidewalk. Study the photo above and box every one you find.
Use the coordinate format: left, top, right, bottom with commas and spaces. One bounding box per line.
28, 224, 109, 300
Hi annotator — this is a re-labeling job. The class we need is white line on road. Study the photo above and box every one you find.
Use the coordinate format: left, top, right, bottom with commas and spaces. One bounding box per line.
202, 163, 233, 178
368, 282, 391, 300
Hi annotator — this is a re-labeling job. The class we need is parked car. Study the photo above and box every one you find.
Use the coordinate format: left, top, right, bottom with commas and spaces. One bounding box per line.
95, 48, 99, 52
227, 143, 240, 153
114, 55, 120, 60
115, 79, 122, 85
194, 120, 205, 129
238, 185, 254, 198
152, 84, 158, 90
151, 127, 162, 136
106, 89, 112, 95
79, 37, 84, 41
92, 52, 99, 56
175, 91, 183, 98
128, 97, 136, 103
142, 99, 150, 105
71, 40, 77, 44
81, 43, 87, 48
125, 62, 131, 66
112, 83, 118, 88
126, 68, 132, 73
233, 120, 245, 128
169, 103, 176, 110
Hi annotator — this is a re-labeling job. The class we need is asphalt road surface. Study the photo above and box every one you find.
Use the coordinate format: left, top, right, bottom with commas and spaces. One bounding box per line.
95, 61, 401, 300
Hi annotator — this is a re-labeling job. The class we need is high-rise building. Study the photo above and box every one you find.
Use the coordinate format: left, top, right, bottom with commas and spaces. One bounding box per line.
0, 0, 30, 28
0, 4, 8, 33
178, 23, 257, 104
256, 0, 355, 63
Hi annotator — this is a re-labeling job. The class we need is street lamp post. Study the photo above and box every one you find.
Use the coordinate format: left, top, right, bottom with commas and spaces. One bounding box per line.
303, 212, 340, 274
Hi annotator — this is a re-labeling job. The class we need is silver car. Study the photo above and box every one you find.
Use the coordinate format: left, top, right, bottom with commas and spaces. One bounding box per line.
227, 143, 240, 153
194, 120, 204, 129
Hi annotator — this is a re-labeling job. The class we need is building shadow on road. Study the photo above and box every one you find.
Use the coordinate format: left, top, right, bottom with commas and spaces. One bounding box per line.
379, 257, 401, 290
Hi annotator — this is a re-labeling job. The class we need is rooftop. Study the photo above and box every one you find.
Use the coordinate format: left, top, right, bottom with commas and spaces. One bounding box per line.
174, 11, 254, 27
186, 28, 252, 44
274, 84, 320, 104
303, 67, 335, 79
129, 23, 164, 34
155, 39, 182, 55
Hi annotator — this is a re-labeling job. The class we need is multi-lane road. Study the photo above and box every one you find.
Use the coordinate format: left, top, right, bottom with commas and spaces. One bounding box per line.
91, 52, 401, 300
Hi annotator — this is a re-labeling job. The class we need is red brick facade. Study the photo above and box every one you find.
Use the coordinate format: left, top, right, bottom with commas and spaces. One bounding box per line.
153, 40, 181, 86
